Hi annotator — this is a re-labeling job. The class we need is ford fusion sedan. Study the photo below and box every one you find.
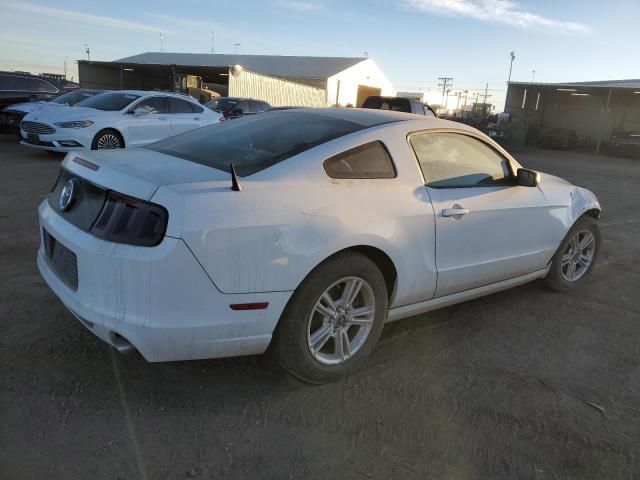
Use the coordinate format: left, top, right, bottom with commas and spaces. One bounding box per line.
0, 89, 104, 135
37, 109, 601, 383
20, 90, 223, 152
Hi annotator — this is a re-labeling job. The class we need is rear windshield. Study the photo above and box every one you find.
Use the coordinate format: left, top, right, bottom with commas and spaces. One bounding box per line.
52, 90, 100, 106
362, 97, 411, 112
75, 92, 139, 111
147, 112, 367, 176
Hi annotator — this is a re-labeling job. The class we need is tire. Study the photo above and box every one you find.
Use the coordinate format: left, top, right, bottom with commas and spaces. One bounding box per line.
91, 129, 123, 150
273, 251, 388, 384
545, 215, 600, 292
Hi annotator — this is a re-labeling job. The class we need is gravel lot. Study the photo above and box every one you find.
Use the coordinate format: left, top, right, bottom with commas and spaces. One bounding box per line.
1, 135, 639, 480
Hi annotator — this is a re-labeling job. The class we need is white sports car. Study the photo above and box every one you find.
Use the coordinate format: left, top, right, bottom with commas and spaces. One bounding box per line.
37, 108, 601, 382
20, 90, 223, 152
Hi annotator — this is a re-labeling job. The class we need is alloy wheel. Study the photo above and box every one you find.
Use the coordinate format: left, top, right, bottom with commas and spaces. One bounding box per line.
96, 133, 121, 149
307, 276, 376, 365
561, 229, 596, 282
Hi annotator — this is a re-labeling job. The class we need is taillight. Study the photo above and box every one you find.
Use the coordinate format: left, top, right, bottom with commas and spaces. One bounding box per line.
90, 191, 168, 247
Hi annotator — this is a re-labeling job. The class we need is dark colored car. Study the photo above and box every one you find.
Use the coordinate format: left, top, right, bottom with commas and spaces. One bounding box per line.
608, 128, 640, 158
204, 97, 271, 119
0, 71, 72, 111
0, 88, 104, 134
361, 96, 436, 116
540, 128, 578, 150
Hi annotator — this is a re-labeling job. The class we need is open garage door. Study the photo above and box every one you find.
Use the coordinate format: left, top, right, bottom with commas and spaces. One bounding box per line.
356, 85, 382, 107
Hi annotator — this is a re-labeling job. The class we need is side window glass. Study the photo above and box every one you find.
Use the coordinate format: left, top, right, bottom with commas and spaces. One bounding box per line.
191, 103, 204, 113
29, 78, 58, 93
236, 101, 249, 114
323, 141, 396, 179
168, 98, 194, 114
134, 97, 167, 114
247, 101, 261, 113
410, 133, 512, 188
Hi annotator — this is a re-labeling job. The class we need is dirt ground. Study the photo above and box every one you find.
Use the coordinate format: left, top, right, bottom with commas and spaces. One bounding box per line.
1, 135, 639, 480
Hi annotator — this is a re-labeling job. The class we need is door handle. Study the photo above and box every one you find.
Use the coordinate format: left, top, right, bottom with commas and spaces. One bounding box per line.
158, 116, 167, 121
193, 117, 200, 121
442, 206, 469, 217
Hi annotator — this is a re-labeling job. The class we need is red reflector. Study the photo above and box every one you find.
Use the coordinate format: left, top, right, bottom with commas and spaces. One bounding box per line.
73, 157, 100, 171
229, 302, 269, 311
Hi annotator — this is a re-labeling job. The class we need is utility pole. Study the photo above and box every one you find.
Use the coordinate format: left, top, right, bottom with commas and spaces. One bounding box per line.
63, 57, 68, 80
84, 44, 90, 61
462, 90, 469, 111
234, 43, 240, 55
438, 76, 453, 112
160, 32, 164, 52
531, 70, 536, 82
480, 83, 492, 104
211, 31, 215, 54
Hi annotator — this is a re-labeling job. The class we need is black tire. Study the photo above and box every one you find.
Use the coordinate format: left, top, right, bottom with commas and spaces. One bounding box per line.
91, 129, 123, 150
272, 251, 388, 384
544, 215, 600, 292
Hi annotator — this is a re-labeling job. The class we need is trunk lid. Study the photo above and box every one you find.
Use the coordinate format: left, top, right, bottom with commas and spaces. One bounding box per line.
62, 148, 229, 200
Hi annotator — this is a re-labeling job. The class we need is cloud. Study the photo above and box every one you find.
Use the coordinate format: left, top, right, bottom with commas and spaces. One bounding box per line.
276, 1, 324, 12
1, 0, 168, 33
400, 0, 588, 34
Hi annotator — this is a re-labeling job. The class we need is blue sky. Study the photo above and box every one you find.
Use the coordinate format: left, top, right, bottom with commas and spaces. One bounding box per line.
1, 0, 638, 108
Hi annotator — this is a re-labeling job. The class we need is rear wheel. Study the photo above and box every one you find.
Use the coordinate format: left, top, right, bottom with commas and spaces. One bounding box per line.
273, 252, 388, 384
545, 215, 600, 291
91, 129, 123, 150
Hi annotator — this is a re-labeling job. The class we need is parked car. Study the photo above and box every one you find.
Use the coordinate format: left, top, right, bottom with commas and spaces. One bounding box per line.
361, 95, 436, 116
607, 128, 640, 158
1, 89, 104, 135
0, 71, 72, 111
540, 128, 578, 150
37, 108, 601, 383
20, 90, 224, 152
204, 97, 271, 119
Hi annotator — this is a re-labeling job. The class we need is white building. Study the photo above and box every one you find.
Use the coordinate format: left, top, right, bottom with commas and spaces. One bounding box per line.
78, 52, 394, 108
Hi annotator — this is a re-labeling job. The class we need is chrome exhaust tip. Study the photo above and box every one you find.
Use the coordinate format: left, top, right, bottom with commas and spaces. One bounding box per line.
109, 332, 136, 355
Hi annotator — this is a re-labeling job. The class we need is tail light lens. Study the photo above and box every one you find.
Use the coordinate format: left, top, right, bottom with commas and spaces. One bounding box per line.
90, 191, 168, 247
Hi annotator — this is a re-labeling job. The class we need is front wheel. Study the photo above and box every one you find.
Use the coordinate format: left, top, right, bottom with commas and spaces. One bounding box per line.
273, 252, 388, 384
545, 215, 600, 291
91, 129, 123, 150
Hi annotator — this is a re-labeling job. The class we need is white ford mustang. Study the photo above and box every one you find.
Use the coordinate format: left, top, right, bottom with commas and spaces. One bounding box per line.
37, 108, 601, 382
20, 90, 223, 152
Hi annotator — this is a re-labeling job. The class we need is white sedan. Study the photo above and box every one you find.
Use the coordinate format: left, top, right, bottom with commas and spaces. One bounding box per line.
20, 90, 223, 152
37, 109, 601, 383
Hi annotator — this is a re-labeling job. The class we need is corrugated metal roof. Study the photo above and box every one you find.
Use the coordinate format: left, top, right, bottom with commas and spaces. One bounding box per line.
509, 79, 640, 89
114, 52, 366, 79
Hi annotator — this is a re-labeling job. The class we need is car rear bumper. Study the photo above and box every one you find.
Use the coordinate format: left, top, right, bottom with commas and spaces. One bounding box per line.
37, 200, 292, 362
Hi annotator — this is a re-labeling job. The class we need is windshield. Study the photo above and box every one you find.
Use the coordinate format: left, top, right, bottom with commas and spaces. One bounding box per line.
204, 98, 239, 112
75, 92, 139, 111
51, 90, 100, 106
147, 112, 367, 176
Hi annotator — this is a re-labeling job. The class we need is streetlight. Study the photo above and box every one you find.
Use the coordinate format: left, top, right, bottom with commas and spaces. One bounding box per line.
234, 43, 240, 55
507, 50, 515, 84
84, 44, 90, 61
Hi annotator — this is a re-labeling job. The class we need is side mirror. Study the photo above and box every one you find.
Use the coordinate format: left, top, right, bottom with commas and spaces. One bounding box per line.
517, 168, 540, 187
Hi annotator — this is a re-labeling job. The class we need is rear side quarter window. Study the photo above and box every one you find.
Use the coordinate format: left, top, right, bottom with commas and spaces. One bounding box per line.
323, 141, 396, 179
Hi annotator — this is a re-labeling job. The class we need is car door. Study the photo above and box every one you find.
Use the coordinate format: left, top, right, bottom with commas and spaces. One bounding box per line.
168, 97, 202, 135
127, 96, 171, 146
409, 131, 554, 297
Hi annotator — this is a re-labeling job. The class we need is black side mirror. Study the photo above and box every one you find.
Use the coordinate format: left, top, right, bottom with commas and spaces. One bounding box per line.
517, 168, 540, 187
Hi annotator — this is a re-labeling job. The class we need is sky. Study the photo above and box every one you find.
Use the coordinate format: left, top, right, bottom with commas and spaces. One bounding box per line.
1, 0, 638, 109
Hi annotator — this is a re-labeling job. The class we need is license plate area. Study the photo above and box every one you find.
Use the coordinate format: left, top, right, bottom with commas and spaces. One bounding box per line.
43, 228, 78, 291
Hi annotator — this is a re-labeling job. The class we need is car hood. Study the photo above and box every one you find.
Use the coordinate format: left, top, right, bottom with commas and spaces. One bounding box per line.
62, 149, 230, 200
6, 101, 60, 114
25, 106, 113, 123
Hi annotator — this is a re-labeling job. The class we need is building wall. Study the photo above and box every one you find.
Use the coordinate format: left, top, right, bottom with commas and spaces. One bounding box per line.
229, 69, 327, 107
326, 59, 394, 107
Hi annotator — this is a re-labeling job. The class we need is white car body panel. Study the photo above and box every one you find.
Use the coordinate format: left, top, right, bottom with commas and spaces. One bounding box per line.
37, 112, 601, 362
20, 91, 222, 152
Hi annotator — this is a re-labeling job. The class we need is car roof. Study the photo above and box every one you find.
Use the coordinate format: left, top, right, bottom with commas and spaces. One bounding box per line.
108, 90, 198, 100
270, 107, 448, 128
